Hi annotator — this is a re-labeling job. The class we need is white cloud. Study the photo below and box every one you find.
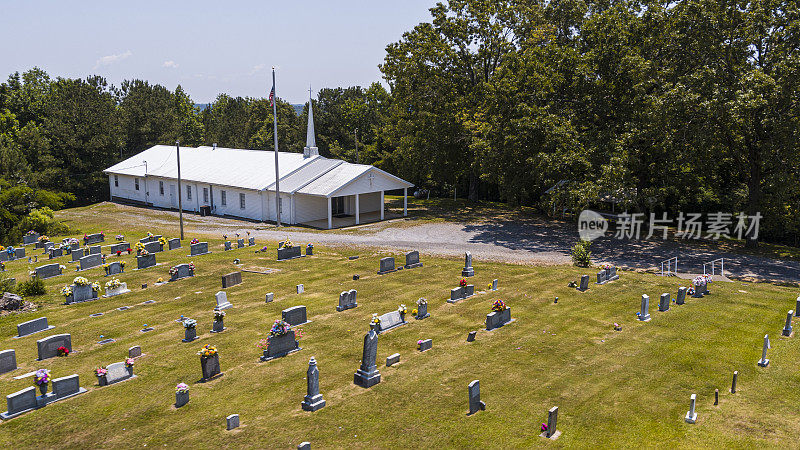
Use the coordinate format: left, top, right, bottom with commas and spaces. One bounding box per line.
162, 60, 179, 69
247, 63, 266, 76
92, 50, 132, 70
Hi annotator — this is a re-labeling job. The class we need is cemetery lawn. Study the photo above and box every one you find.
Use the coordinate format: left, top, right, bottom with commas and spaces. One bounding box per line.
2, 209, 800, 447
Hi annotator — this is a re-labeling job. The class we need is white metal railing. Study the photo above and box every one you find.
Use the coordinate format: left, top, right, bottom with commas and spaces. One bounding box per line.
703, 258, 725, 276
660, 257, 678, 277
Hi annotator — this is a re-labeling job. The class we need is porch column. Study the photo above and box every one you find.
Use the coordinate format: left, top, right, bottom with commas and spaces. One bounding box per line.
355, 193, 360, 225
380, 191, 385, 220
327, 196, 333, 229
403, 188, 407, 217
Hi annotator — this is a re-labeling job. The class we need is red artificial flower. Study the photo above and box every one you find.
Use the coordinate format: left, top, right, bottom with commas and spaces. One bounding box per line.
57, 346, 69, 357
116, 251, 122, 256
459, 278, 467, 287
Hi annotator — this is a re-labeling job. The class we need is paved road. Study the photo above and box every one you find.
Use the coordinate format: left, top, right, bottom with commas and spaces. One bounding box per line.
103, 204, 800, 283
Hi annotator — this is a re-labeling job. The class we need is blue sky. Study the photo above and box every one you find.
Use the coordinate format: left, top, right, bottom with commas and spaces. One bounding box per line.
0, 1, 437, 103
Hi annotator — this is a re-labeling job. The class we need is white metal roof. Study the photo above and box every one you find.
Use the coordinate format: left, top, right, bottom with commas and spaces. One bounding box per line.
104, 145, 412, 196
297, 164, 413, 197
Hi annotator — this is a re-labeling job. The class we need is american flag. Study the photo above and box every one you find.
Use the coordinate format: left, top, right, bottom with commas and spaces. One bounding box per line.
269, 86, 275, 107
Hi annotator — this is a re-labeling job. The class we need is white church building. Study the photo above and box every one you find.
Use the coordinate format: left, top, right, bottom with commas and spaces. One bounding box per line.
103, 97, 413, 229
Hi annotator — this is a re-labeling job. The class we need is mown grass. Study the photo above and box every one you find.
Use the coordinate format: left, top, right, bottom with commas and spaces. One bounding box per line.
0, 206, 798, 448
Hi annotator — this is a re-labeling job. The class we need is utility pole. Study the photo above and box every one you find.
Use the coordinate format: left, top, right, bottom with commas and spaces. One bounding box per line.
272, 67, 281, 227
354, 128, 359, 164
176, 141, 184, 240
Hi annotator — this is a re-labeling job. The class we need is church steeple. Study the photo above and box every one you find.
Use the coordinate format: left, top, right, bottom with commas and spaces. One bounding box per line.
303, 85, 319, 158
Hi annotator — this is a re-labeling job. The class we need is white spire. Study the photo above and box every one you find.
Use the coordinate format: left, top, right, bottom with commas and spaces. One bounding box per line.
303, 85, 318, 158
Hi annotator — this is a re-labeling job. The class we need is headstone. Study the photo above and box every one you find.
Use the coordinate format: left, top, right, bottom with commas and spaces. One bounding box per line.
676, 287, 687, 305
377, 257, 396, 275
226, 414, 239, 430
109, 242, 130, 254
782, 310, 793, 336
170, 263, 194, 281
0, 350, 17, 375
685, 394, 697, 423
448, 285, 475, 303
277, 245, 302, 261
796, 297, 800, 317
486, 308, 513, 330
136, 254, 157, 270
103, 282, 130, 298
215, 291, 233, 310
42, 242, 54, 252
84, 233, 104, 245
714, 389, 719, 405
415, 299, 429, 320
190, 242, 210, 256
0, 251, 7, 263
298, 443, 310, 450
260, 330, 301, 361
65, 284, 98, 304
105, 261, 124, 276
248, 237, 255, 246
36, 334, 72, 360
15, 248, 24, 259
541, 406, 560, 439
128, 346, 142, 358
491, 279, 498, 291
354, 330, 381, 388
658, 293, 670, 312
301, 357, 326, 411
221, 272, 242, 289
418, 339, 432, 352
237, 239, 245, 249
305, 243, 313, 255
468, 380, 485, 414
48, 247, 64, 259
16, 317, 54, 337
35, 263, 62, 280
336, 289, 358, 311
375, 310, 406, 334
467, 331, 477, 342
200, 353, 221, 381
462, 252, 475, 277
175, 389, 189, 408
638, 294, 651, 321
282, 306, 308, 326
101, 361, 135, 385
23, 232, 40, 245
1, 386, 36, 419
143, 241, 162, 253
404, 251, 422, 269
731, 371, 738, 393
168, 238, 181, 250
89, 245, 101, 255
79, 253, 102, 271
608, 266, 618, 281
386, 353, 400, 367
265, 292, 274, 303
224, 241, 232, 251
71, 249, 83, 262
596, 270, 607, 284
52, 374, 85, 399
296, 284, 304, 294
578, 275, 589, 292
757, 334, 770, 367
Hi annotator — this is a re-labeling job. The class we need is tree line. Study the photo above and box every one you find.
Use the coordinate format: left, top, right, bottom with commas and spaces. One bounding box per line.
0, 0, 798, 247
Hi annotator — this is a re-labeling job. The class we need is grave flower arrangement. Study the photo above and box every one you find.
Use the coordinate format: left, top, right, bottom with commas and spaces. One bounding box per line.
398, 304, 407, 317
190, 238, 199, 245
105, 278, 122, 290
74, 276, 90, 286
158, 236, 168, 246
183, 318, 197, 329
115, 234, 124, 241
459, 278, 467, 287
259, 246, 269, 253
34, 369, 50, 386
26, 230, 37, 236
6, 246, 15, 255
59, 264, 66, 271
37, 235, 49, 243
0, 261, 5, 271
57, 346, 70, 357
125, 358, 135, 368
60, 285, 73, 297
67, 238, 79, 246
214, 310, 226, 322
145, 232, 155, 239
175, 383, 189, 394
687, 285, 695, 295
157, 277, 164, 283
94, 367, 108, 377
269, 319, 291, 337
371, 313, 381, 326
279, 238, 294, 249
197, 344, 217, 358
693, 275, 707, 287
134, 242, 147, 255
91, 281, 101, 292
491, 299, 507, 312
0, 245, 4, 252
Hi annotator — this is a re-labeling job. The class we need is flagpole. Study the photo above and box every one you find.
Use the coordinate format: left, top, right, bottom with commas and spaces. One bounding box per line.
272, 67, 281, 227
